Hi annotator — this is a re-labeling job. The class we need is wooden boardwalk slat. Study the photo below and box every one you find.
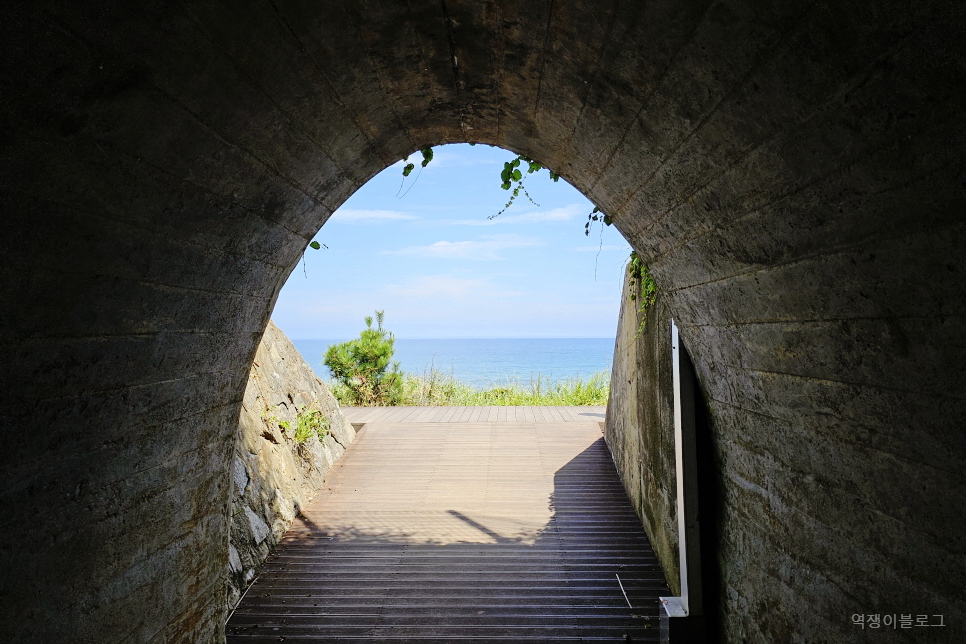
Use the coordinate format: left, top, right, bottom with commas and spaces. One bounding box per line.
333, 407, 612, 425
441, 406, 462, 423
227, 412, 666, 642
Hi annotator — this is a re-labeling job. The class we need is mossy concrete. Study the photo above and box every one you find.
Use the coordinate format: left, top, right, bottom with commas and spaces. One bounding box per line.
605, 271, 679, 594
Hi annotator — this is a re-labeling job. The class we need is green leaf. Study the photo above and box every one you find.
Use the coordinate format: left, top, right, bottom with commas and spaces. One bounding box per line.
501, 181, 511, 190
592, 206, 600, 213
603, 215, 612, 225
309, 241, 321, 250
511, 169, 522, 181
402, 163, 414, 176
420, 147, 433, 167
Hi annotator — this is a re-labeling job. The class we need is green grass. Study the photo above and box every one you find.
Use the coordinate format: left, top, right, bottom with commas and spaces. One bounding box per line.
329, 367, 610, 407
292, 407, 330, 443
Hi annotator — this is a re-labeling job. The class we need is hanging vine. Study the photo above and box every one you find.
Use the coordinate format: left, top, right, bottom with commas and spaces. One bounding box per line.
399, 144, 618, 232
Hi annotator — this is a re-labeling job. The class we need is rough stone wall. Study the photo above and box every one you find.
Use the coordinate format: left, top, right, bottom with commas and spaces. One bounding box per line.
605, 269, 679, 594
227, 321, 355, 611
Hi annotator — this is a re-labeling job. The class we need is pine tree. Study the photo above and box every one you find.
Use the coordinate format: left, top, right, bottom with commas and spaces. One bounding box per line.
324, 310, 403, 406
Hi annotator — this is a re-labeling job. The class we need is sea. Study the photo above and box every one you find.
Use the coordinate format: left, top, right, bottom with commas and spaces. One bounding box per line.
291, 338, 615, 390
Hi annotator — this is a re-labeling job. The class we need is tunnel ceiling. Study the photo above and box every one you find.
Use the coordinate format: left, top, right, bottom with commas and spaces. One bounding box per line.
2, 1, 965, 642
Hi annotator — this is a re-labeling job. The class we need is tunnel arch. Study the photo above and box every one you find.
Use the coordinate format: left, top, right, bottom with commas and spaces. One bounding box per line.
2, 1, 964, 643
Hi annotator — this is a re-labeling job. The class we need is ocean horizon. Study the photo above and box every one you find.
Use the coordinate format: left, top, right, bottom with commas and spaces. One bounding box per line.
291, 338, 615, 390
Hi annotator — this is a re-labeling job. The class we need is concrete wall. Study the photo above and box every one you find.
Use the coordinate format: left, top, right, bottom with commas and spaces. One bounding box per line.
228, 321, 355, 610
2, 1, 964, 642
605, 269, 679, 594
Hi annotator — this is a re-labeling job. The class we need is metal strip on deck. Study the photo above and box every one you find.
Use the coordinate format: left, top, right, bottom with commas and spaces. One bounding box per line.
227, 408, 668, 642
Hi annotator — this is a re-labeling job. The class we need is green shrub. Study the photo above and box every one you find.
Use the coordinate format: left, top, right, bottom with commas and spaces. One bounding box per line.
262, 404, 330, 443
292, 406, 330, 443
324, 310, 403, 406
329, 366, 609, 407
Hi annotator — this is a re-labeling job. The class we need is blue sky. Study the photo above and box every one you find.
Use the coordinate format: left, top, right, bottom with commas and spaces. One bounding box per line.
272, 144, 631, 339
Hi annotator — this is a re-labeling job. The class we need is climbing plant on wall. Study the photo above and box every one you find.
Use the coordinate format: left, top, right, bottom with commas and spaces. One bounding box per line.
627, 250, 658, 333
400, 143, 618, 232
486, 151, 560, 218
397, 145, 656, 322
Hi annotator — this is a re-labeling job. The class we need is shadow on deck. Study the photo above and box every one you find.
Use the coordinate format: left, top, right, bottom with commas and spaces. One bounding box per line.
227, 416, 669, 642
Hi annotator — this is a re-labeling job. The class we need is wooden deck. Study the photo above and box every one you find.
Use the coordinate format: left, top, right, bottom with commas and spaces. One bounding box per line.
340, 405, 608, 425
226, 406, 668, 642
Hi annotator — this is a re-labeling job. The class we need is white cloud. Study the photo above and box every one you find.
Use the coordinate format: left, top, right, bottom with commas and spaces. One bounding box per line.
447, 204, 585, 226
328, 208, 417, 224
386, 276, 523, 299
383, 234, 543, 260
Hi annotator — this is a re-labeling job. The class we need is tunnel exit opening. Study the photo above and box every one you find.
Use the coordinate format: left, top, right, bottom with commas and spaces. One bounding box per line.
271, 142, 631, 348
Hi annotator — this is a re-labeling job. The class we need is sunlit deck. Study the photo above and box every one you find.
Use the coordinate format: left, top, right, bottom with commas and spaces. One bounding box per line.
226, 406, 668, 642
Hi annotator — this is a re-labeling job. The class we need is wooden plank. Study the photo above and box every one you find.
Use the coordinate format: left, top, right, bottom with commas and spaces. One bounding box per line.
340, 406, 609, 424
375, 406, 405, 422
438, 406, 461, 422
227, 419, 667, 642
356, 406, 385, 423
404, 406, 432, 422
381, 407, 408, 423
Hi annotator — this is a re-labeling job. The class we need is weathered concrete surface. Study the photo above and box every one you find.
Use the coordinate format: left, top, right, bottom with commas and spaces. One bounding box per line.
605, 269, 679, 594
1, 1, 965, 642
228, 320, 354, 610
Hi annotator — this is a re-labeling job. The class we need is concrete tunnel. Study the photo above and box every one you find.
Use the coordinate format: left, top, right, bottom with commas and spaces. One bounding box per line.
1, 0, 964, 642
